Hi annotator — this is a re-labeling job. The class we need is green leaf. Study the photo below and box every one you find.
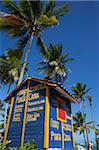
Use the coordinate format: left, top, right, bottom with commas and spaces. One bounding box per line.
54, 3, 69, 18
37, 36, 49, 58
38, 15, 58, 26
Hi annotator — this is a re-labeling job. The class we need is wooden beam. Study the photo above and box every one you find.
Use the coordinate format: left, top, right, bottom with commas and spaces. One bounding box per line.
43, 86, 50, 148
3, 97, 14, 144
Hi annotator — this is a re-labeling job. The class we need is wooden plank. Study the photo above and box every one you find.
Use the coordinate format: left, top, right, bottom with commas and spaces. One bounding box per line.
62, 122, 64, 149
43, 86, 50, 148
71, 115, 75, 147
3, 97, 14, 144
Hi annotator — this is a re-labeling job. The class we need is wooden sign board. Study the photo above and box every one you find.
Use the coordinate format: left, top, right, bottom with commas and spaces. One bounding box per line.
4, 78, 74, 150
49, 89, 74, 150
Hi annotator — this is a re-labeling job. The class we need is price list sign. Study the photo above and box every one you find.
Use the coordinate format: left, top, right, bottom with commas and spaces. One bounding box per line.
7, 87, 26, 147
4, 78, 75, 149
49, 91, 74, 150
24, 88, 46, 148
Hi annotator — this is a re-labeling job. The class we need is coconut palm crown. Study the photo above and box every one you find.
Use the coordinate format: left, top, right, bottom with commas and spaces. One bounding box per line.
37, 43, 74, 84
0, 49, 23, 92
71, 82, 91, 104
0, 0, 69, 85
73, 111, 95, 146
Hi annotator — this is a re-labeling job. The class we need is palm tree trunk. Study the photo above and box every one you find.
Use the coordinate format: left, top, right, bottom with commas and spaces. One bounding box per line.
90, 105, 97, 148
83, 131, 87, 146
4, 102, 8, 130
82, 100, 89, 147
17, 32, 34, 86
82, 101, 85, 115
91, 106, 94, 127
85, 128, 89, 148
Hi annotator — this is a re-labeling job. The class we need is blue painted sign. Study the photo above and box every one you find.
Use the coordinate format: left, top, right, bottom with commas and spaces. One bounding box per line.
49, 96, 62, 148
7, 85, 26, 147
7, 82, 46, 149
6, 80, 74, 150
49, 89, 74, 149
64, 117, 73, 150
24, 88, 46, 149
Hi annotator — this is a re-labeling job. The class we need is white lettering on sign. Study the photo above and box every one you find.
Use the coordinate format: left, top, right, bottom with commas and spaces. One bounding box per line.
50, 119, 59, 130
26, 112, 40, 122
64, 134, 71, 141
28, 93, 39, 100
64, 123, 72, 131
51, 131, 61, 141
27, 106, 43, 112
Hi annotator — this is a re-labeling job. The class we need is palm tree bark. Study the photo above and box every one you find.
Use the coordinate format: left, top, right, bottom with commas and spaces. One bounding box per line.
83, 131, 87, 146
90, 105, 97, 148
4, 103, 8, 130
85, 128, 89, 148
82, 99, 89, 147
17, 32, 34, 86
90, 105, 94, 127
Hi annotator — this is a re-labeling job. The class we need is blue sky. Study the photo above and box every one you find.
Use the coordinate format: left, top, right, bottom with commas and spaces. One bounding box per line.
0, 1, 99, 144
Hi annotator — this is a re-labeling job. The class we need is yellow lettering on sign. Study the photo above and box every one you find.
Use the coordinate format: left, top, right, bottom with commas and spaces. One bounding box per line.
27, 114, 36, 121
64, 123, 72, 131
29, 93, 39, 100
14, 107, 22, 113
28, 100, 45, 106
50, 119, 59, 130
16, 90, 26, 103
18, 89, 26, 95
51, 131, 61, 141
64, 134, 71, 141
27, 106, 43, 112
27, 112, 40, 122
14, 113, 21, 117
15, 105, 23, 108
13, 116, 20, 122
17, 97, 25, 103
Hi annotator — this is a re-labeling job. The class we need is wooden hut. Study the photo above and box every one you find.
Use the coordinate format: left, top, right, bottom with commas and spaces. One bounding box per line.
3, 77, 77, 150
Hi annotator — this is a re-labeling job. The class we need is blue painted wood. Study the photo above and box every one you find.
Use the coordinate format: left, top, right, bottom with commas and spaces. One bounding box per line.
6, 81, 74, 150
49, 89, 62, 148
7, 84, 26, 147
49, 88, 74, 149
64, 118, 73, 150
24, 88, 45, 150
7, 80, 46, 149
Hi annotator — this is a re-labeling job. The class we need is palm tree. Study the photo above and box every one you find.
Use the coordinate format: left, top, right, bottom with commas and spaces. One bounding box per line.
87, 96, 98, 147
87, 96, 94, 126
73, 111, 87, 145
71, 82, 91, 112
0, 49, 23, 93
0, 99, 10, 141
37, 42, 74, 84
0, 0, 69, 85
73, 111, 95, 146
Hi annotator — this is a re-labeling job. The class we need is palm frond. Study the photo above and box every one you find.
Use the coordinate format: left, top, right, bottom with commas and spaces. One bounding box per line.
54, 3, 69, 18
1, 0, 22, 16
30, 0, 42, 18
19, 0, 33, 19
44, 1, 56, 17
38, 15, 58, 26
37, 35, 49, 58
37, 43, 73, 83
62, 58, 74, 64
17, 32, 31, 49
6, 48, 23, 60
